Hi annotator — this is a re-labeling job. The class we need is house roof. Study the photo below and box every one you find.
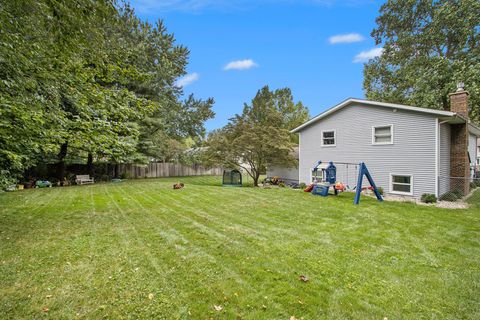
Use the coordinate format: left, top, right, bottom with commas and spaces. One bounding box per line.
291, 98, 463, 133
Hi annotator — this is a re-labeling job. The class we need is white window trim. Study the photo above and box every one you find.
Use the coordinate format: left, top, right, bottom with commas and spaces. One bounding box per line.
321, 129, 336, 147
372, 124, 393, 145
390, 173, 413, 196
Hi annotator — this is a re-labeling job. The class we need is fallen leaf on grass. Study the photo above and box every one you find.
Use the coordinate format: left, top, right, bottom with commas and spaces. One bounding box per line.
46, 295, 53, 298
148, 293, 154, 300
42, 307, 49, 312
299, 275, 309, 282
213, 305, 223, 311
290, 316, 297, 320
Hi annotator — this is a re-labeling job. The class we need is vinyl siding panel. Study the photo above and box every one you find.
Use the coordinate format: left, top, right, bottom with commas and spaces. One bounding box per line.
266, 166, 299, 182
298, 103, 437, 199
439, 123, 450, 195
468, 133, 477, 167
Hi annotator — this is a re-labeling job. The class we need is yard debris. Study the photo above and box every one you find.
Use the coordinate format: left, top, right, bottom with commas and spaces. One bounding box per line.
46, 294, 53, 298
42, 307, 49, 312
173, 182, 184, 189
299, 275, 309, 282
213, 305, 223, 311
290, 316, 298, 320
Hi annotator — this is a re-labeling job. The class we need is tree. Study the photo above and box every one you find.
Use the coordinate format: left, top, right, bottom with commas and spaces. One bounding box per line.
363, 0, 480, 122
204, 86, 309, 186
0, 0, 214, 187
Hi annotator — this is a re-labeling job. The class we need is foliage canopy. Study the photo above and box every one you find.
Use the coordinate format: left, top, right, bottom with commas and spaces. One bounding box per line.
363, 0, 480, 121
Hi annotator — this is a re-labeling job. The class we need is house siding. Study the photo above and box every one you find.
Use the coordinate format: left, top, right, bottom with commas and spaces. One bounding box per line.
468, 133, 477, 167
439, 123, 451, 196
298, 103, 437, 199
266, 166, 299, 182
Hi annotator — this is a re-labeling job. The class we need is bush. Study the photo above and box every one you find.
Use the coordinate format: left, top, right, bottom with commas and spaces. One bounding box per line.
119, 172, 130, 179
0, 170, 17, 191
299, 182, 307, 189
451, 189, 464, 198
376, 187, 384, 195
421, 193, 437, 203
439, 192, 458, 202
278, 181, 286, 188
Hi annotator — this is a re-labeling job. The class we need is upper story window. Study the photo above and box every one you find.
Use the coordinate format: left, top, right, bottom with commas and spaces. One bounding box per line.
321, 130, 336, 147
372, 125, 393, 145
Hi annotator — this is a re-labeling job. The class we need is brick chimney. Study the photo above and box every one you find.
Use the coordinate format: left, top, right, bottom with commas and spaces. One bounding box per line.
449, 82, 469, 118
449, 83, 470, 195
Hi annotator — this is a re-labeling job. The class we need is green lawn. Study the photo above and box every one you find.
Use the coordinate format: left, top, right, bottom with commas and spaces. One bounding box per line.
1, 176, 479, 319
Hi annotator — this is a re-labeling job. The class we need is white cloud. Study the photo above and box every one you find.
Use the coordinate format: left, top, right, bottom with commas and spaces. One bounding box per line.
353, 47, 383, 63
175, 73, 199, 87
329, 33, 364, 44
223, 59, 258, 71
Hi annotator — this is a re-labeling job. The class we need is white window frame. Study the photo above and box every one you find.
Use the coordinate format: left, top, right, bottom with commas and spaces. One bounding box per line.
390, 174, 413, 196
321, 129, 336, 147
372, 125, 393, 145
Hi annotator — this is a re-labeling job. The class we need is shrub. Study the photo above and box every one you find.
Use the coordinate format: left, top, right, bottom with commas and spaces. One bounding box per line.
376, 187, 384, 195
0, 170, 17, 191
421, 193, 437, 203
451, 189, 464, 199
119, 172, 130, 179
439, 192, 458, 202
299, 182, 307, 189
278, 181, 286, 188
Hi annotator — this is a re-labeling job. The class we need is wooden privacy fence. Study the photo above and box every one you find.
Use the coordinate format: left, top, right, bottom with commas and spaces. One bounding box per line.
117, 163, 223, 179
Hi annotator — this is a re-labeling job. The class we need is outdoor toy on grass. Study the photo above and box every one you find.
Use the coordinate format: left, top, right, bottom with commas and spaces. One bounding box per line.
222, 169, 242, 187
35, 180, 52, 188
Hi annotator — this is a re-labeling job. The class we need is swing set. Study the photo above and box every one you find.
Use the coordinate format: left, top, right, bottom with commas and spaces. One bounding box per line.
306, 161, 383, 205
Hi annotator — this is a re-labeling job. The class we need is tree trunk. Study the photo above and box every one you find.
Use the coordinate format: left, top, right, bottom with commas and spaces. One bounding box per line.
114, 163, 119, 179
56, 142, 68, 185
253, 171, 260, 187
87, 153, 94, 176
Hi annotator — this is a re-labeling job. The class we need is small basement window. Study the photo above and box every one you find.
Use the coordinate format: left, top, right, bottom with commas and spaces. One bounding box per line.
372, 125, 393, 144
321, 130, 336, 146
390, 174, 413, 195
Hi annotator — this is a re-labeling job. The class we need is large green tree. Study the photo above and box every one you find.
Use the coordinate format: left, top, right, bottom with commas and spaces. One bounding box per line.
204, 86, 309, 186
364, 0, 480, 121
0, 0, 214, 187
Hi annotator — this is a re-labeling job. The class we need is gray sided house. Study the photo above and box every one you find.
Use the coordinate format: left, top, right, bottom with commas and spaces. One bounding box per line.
290, 87, 480, 200
267, 147, 299, 182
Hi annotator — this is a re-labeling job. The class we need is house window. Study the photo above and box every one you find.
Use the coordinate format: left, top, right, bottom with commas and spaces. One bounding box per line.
321, 130, 336, 146
390, 174, 413, 195
372, 125, 393, 144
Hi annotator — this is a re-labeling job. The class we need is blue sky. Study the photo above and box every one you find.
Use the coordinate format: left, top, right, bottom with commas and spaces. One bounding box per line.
130, 0, 384, 130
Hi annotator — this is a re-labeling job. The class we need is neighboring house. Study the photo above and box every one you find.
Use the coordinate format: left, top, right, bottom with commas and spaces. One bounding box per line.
266, 147, 299, 182
477, 138, 480, 167
290, 86, 480, 200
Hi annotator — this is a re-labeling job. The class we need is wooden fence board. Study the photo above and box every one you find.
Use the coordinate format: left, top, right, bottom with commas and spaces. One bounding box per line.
116, 162, 222, 179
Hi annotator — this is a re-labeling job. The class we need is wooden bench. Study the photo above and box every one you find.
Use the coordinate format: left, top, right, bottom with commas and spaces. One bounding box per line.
75, 175, 94, 185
